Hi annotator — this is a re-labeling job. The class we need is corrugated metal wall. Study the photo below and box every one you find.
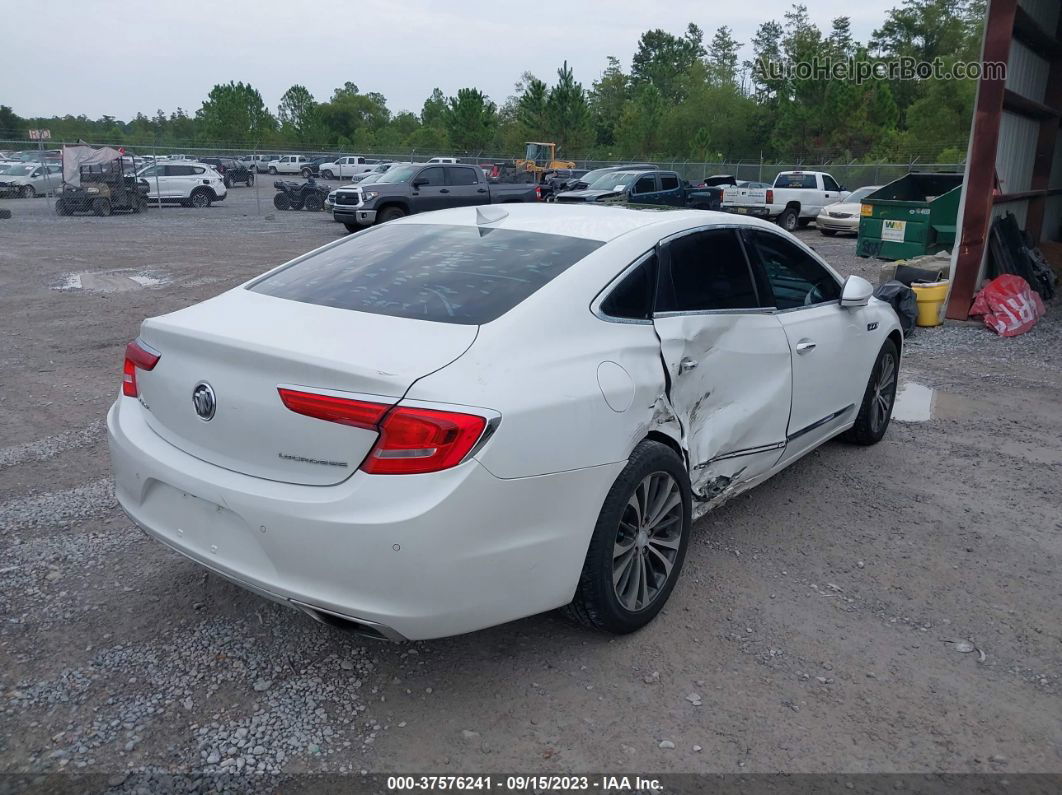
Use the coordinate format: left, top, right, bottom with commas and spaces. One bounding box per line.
1019, 0, 1060, 34
995, 111, 1040, 194
1006, 39, 1050, 99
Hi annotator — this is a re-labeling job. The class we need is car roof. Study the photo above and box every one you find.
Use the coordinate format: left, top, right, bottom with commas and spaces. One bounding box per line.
393, 203, 775, 242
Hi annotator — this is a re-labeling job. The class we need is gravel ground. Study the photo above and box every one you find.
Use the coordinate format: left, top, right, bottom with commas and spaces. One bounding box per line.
1, 189, 1060, 788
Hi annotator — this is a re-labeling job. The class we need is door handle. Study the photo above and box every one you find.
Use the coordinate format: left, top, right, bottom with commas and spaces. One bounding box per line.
679, 357, 698, 372
796, 341, 817, 354
439, 188, 450, 193
477, 188, 487, 193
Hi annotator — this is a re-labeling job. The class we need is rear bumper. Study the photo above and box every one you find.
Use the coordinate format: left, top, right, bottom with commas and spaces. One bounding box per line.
333, 208, 376, 225
107, 398, 619, 640
721, 205, 770, 217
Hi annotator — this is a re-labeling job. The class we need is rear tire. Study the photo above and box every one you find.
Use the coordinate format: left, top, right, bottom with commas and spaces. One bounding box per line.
820, 229, 837, 236
301, 168, 313, 178
21, 185, 35, 199
777, 208, 799, 232
273, 193, 291, 211
844, 339, 899, 446
303, 193, 323, 211
91, 197, 111, 216
564, 440, 691, 634
246, 174, 254, 187
377, 206, 406, 224
223, 175, 232, 189
189, 189, 211, 208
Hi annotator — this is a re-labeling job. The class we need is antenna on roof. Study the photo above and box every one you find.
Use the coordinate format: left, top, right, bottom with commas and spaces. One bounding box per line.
475, 206, 508, 225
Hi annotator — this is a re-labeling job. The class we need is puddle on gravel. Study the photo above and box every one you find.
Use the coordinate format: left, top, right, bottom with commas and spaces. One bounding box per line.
52, 269, 171, 293
892, 382, 977, 422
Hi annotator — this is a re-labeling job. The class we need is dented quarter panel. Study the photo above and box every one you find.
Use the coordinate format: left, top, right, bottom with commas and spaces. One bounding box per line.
652, 312, 792, 512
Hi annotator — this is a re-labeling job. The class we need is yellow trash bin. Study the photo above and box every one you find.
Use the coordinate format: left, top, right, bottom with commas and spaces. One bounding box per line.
911, 280, 949, 327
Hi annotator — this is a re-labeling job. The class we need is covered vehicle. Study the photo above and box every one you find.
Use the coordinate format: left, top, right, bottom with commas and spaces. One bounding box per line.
108, 204, 902, 641
55, 145, 149, 216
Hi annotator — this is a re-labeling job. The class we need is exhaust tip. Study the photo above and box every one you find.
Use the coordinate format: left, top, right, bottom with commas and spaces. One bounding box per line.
290, 600, 405, 642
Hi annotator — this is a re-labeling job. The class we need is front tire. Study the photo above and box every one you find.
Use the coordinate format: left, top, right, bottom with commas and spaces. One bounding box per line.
91, 197, 112, 216
303, 193, 323, 211
564, 440, 691, 634
21, 185, 36, 198
377, 206, 406, 224
273, 192, 291, 211
268, 166, 277, 175
820, 229, 837, 236
844, 339, 899, 446
322, 170, 335, 180
189, 189, 211, 208
301, 168, 313, 178
344, 223, 359, 233
246, 174, 254, 187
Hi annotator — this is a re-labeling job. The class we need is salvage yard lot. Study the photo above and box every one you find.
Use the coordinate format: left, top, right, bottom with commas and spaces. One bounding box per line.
1, 188, 1060, 781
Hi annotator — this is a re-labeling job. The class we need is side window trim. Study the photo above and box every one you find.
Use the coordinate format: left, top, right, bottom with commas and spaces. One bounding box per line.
654, 225, 767, 317
590, 249, 657, 325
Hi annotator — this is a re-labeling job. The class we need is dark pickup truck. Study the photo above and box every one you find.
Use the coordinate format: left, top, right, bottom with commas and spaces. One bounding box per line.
555, 169, 728, 211
332, 162, 540, 231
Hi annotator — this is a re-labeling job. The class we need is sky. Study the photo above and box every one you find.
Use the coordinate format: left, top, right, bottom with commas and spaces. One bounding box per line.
3, 0, 899, 120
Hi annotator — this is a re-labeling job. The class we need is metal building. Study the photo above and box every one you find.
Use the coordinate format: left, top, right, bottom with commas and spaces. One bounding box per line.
948, 0, 1062, 318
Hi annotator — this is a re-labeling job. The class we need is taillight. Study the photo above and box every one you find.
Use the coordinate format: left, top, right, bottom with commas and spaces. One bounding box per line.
535, 185, 542, 200
122, 339, 160, 397
277, 388, 488, 475
766, 189, 774, 204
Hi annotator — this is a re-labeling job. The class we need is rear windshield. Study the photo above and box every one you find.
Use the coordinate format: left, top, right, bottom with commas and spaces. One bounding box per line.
249, 223, 603, 324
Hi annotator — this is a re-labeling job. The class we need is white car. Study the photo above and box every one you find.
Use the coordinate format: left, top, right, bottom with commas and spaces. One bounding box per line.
723, 171, 849, 231
816, 185, 881, 236
425, 156, 458, 164
267, 155, 312, 175
316, 156, 373, 180
0, 162, 62, 197
108, 205, 901, 640
136, 162, 227, 207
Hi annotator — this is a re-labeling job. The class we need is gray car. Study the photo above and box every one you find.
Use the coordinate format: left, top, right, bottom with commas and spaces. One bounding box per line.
0, 163, 63, 197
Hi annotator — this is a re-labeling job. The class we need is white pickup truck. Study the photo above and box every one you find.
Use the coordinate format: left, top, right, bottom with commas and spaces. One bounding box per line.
722, 170, 848, 231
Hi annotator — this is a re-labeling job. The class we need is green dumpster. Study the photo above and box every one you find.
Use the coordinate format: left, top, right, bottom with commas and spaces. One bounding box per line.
856, 172, 963, 259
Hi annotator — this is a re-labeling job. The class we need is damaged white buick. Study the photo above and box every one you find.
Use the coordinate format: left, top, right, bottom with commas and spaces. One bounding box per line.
108, 204, 902, 640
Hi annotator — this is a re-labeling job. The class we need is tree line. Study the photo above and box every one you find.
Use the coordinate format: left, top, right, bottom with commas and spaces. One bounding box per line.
1, 1, 984, 163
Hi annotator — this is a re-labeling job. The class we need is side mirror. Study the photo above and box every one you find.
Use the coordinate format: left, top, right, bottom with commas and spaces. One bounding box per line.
412, 177, 428, 188
841, 275, 874, 308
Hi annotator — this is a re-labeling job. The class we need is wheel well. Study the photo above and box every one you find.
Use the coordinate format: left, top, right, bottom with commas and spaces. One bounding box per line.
644, 431, 685, 467
887, 328, 903, 357
376, 200, 409, 216
785, 201, 801, 213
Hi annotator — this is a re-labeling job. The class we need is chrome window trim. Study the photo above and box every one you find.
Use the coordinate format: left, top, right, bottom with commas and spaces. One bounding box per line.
590, 249, 657, 326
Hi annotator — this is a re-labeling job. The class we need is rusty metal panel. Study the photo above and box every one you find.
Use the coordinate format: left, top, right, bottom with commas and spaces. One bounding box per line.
997, 111, 1041, 193
947, 0, 1018, 320
1018, 0, 1060, 34
1006, 39, 1050, 100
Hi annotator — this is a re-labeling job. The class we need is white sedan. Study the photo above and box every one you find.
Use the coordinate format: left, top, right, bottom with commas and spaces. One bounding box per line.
108, 205, 901, 640
817, 185, 881, 236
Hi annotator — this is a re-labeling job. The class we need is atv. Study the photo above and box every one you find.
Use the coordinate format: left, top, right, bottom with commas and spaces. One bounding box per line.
273, 178, 329, 211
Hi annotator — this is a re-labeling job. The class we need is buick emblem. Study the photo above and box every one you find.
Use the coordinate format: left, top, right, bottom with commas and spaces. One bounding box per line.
192, 382, 216, 421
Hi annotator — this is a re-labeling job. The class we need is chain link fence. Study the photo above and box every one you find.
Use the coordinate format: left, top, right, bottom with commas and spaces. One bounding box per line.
2, 137, 963, 191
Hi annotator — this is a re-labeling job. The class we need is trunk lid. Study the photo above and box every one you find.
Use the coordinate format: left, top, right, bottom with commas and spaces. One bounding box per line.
135, 288, 477, 485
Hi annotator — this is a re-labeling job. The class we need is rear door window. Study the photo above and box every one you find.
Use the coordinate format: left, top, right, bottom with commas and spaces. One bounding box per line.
447, 167, 479, 185
660, 175, 679, 191
250, 223, 603, 325
657, 229, 759, 312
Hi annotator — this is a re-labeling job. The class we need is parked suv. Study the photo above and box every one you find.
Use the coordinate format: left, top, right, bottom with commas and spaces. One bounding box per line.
199, 157, 254, 188
136, 162, 227, 207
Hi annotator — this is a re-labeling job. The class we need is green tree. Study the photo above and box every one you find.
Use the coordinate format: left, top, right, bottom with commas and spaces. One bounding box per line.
707, 26, 741, 86
589, 56, 629, 147
197, 81, 274, 144
278, 84, 319, 142
445, 88, 497, 152
516, 75, 549, 140
0, 105, 24, 137
630, 23, 705, 102
614, 84, 666, 157
545, 61, 592, 153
